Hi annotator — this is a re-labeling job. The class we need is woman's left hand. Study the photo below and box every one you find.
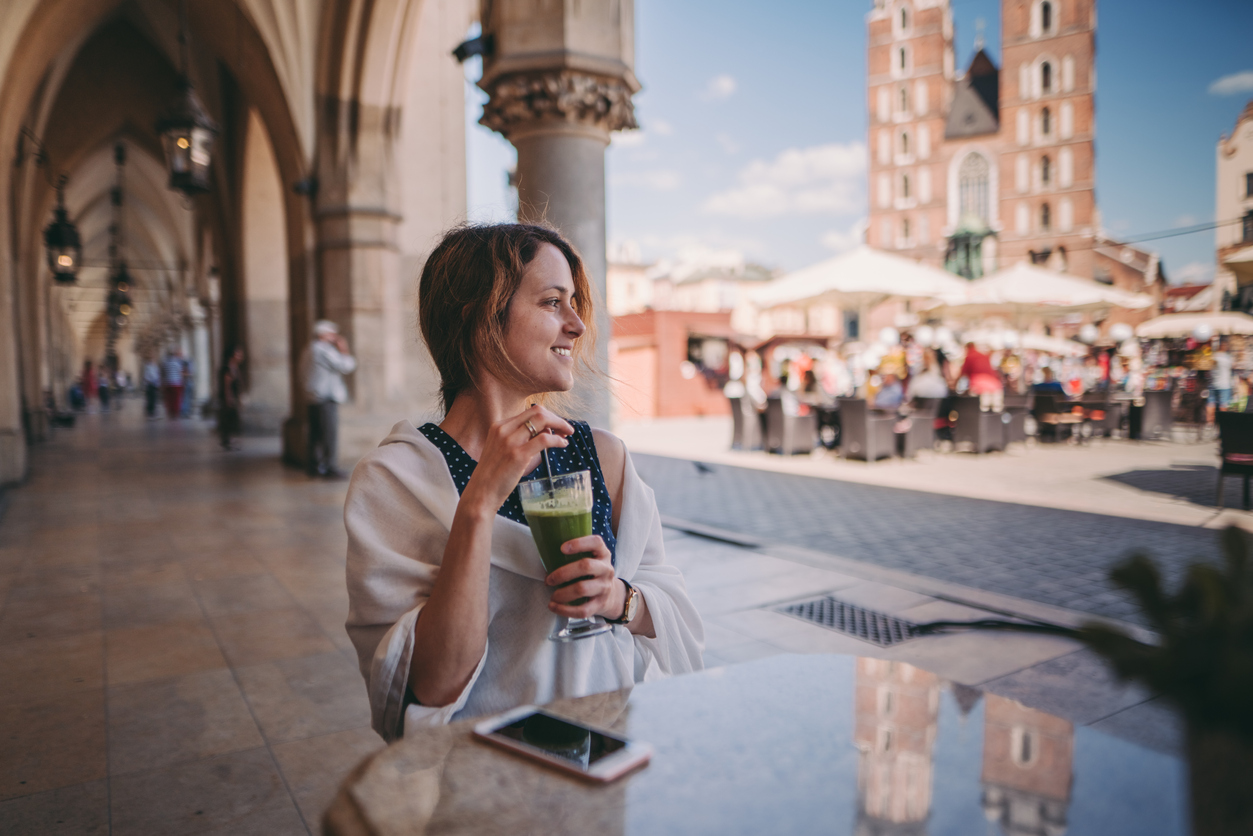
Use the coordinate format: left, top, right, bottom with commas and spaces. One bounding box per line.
545, 535, 622, 620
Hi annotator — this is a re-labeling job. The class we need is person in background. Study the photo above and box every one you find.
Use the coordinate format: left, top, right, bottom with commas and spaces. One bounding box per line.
906, 349, 949, 400
218, 345, 245, 450
302, 320, 357, 478
142, 357, 161, 419
1032, 367, 1067, 396
956, 342, 1003, 411
1209, 338, 1234, 424
162, 349, 185, 419
81, 360, 96, 411
98, 360, 111, 411
180, 353, 195, 418
873, 371, 905, 410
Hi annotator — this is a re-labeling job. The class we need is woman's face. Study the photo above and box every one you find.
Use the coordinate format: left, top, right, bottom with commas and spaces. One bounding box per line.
503, 243, 586, 395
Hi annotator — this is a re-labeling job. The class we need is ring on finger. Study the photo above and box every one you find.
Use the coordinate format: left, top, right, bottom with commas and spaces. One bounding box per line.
524, 419, 539, 439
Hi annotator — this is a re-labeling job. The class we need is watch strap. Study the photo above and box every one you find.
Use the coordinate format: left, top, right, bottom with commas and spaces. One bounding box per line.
605, 579, 637, 624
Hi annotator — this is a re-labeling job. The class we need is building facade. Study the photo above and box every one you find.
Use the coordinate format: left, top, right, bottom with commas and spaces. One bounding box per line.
1217, 101, 1253, 308
866, 0, 1098, 280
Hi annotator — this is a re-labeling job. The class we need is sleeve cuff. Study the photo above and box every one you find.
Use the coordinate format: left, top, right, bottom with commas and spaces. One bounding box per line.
403, 641, 489, 733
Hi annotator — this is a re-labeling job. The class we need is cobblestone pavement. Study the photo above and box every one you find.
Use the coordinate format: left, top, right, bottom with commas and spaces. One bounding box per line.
632, 453, 1222, 625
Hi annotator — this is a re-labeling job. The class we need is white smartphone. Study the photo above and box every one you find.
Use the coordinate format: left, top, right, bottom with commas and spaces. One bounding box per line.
472, 705, 651, 783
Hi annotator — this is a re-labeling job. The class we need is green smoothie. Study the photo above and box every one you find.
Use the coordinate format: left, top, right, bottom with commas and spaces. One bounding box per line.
522, 506, 593, 605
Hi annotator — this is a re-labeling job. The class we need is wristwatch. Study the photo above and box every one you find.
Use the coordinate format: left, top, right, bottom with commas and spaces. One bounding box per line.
606, 580, 639, 625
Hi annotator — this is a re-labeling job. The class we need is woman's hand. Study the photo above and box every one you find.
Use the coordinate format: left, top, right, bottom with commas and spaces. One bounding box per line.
461, 404, 573, 514
545, 535, 623, 620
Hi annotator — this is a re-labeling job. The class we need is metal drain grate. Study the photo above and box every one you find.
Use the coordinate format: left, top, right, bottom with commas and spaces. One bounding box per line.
777, 596, 918, 646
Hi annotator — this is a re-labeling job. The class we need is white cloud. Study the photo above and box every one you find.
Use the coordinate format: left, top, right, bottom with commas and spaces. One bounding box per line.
702, 74, 737, 101
820, 219, 867, 253
611, 169, 683, 191
1174, 261, 1215, 285
715, 133, 740, 155
611, 130, 647, 148
1209, 71, 1253, 96
703, 142, 866, 218
652, 119, 674, 136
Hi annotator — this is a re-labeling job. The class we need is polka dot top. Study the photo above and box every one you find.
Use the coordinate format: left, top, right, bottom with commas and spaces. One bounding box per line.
418, 419, 617, 565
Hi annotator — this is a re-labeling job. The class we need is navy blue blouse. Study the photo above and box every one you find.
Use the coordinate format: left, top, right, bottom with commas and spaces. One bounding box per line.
418, 420, 617, 565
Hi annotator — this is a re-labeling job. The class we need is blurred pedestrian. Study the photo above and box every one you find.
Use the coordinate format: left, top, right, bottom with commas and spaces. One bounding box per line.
301, 320, 356, 477
81, 360, 96, 410
218, 345, 244, 450
873, 372, 904, 410
142, 357, 161, 418
180, 353, 195, 418
906, 349, 948, 399
162, 350, 184, 419
957, 342, 1003, 411
1209, 338, 1234, 423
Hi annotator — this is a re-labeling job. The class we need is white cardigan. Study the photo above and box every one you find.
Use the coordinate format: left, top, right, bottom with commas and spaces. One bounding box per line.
344, 421, 705, 742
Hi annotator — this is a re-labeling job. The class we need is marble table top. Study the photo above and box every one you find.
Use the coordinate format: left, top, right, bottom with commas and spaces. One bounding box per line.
323, 654, 1187, 836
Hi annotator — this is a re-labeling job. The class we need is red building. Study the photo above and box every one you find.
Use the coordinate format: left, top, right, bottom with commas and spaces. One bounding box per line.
610, 310, 739, 421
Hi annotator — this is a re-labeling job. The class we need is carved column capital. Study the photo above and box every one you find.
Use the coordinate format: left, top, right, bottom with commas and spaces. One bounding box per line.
480, 70, 638, 140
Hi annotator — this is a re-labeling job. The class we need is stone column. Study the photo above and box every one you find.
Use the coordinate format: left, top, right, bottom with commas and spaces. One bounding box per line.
478, 1, 639, 428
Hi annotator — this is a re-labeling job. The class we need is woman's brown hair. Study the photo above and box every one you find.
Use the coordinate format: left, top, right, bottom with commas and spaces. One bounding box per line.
418, 223, 598, 414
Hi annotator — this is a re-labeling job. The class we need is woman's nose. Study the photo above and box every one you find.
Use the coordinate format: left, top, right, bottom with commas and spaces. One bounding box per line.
566, 309, 586, 338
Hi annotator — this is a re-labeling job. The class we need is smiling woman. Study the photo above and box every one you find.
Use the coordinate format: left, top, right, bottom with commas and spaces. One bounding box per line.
344, 223, 705, 741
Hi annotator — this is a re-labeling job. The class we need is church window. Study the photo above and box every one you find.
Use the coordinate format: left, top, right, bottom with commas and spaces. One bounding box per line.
1041, 155, 1052, 185
1041, 62, 1053, 94
959, 152, 991, 225
899, 86, 909, 113
901, 7, 909, 31
1041, 1, 1053, 34
901, 131, 910, 156
1012, 728, 1037, 766
1041, 203, 1052, 230
1041, 106, 1051, 135
899, 47, 907, 72
902, 174, 911, 199
902, 218, 911, 243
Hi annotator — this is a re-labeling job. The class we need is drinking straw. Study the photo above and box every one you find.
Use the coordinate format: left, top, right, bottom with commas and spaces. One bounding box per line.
531, 404, 554, 481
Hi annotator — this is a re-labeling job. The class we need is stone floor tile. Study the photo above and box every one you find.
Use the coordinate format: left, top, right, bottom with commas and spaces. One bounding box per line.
0, 631, 104, 707
708, 608, 815, 643
1088, 696, 1185, 756
881, 629, 1081, 686
0, 691, 107, 801
0, 779, 109, 834
235, 651, 371, 744
273, 726, 385, 827
822, 581, 936, 616
106, 618, 228, 686
101, 559, 186, 590
211, 607, 338, 668
711, 638, 786, 664
104, 577, 203, 630
894, 599, 997, 625
0, 591, 101, 642
8, 565, 101, 600
980, 648, 1154, 726
763, 621, 886, 657
109, 747, 306, 836
181, 549, 268, 581
107, 668, 265, 776
194, 573, 297, 617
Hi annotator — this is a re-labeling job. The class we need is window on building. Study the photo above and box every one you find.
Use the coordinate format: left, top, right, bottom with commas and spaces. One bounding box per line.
902, 218, 911, 242
902, 174, 911, 199
899, 86, 909, 112
901, 7, 909, 30
1246, 172, 1253, 198
1041, 106, 1051, 135
901, 131, 910, 155
899, 47, 907, 71
1041, 61, 1053, 93
1041, 1, 1053, 33
1244, 210, 1253, 243
958, 152, 991, 225
1041, 155, 1051, 185
1040, 203, 1051, 230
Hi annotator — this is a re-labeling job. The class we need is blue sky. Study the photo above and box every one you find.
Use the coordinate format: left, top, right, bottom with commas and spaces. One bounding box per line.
466, 0, 1253, 284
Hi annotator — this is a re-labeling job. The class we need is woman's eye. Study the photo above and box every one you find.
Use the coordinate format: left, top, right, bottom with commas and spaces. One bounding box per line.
543, 298, 560, 308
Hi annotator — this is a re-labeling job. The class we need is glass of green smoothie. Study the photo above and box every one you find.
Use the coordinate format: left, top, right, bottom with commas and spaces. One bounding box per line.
518, 471, 613, 642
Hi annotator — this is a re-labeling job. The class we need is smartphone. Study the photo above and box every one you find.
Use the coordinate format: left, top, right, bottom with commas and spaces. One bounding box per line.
472, 705, 651, 782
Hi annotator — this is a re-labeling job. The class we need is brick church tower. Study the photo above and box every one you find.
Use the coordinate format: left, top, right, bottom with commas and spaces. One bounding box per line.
866, 0, 1101, 281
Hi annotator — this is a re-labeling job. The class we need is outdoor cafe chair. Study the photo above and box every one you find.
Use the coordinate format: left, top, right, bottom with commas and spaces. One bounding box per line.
952, 395, 1005, 454
1032, 394, 1085, 443
898, 397, 939, 458
728, 396, 762, 451
1002, 392, 1035, 446
1216, 411, 1253, 510
837, 398, 895, 462
765, 396, 817, 455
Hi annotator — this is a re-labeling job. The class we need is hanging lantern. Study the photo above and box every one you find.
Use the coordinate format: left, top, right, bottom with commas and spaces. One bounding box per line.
107, 264, 134, 329
155, 78, 218, 195
43, 183, 81, 284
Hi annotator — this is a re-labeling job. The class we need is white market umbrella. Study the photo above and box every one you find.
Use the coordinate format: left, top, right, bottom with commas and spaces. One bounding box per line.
961, 327, 1088, 357
1136, 311, 1253, 339
930, 261, 1155, 322
752, 245, 970, 312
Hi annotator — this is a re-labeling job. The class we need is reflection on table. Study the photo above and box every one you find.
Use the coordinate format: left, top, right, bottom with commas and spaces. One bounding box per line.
324, 654, 1185, 836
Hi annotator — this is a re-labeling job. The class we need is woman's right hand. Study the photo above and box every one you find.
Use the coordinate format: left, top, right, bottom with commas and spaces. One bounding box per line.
461, 404, 573, 512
